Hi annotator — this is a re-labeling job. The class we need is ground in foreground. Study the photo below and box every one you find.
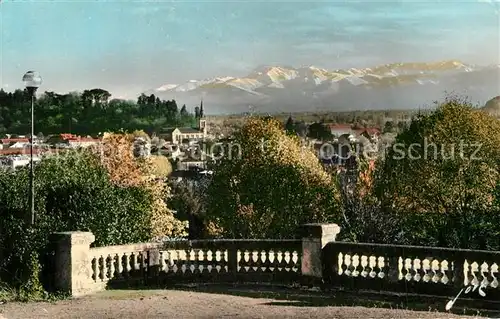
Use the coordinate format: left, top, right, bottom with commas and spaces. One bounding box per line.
0, 289, 488, 319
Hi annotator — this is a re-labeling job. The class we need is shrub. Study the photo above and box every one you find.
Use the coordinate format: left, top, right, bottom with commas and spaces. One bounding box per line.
205, 116, 340, 239
336, 158, 405, 244
0, 133, 186, 299
168, 179, 208, 239
93, 133, 187, 239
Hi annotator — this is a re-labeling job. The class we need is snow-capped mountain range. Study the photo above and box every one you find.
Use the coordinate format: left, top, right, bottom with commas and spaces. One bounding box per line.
146, 60, 500, 114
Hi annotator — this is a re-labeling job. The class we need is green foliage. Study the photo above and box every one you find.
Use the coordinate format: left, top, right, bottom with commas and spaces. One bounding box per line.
371, 95, 500, 249
307, 122, 333, 140
205, 117, 340, 239
383, 120, 394, 133
168, 180, 207, 239
374, 96, 500, 214
284, 116, 295, 135
0, 149, 159, 298
0, 89, 197, 136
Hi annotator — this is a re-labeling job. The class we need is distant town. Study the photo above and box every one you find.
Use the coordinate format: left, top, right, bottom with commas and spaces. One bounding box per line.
0, 101, 412, 180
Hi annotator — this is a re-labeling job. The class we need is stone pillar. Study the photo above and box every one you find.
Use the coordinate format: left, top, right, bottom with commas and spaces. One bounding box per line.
301, 223, 341, 283
50, 231, 95, 297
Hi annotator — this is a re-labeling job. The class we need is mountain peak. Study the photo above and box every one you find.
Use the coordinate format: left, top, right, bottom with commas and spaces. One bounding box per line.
379, 59, 469, 71
149, 60, 499, 114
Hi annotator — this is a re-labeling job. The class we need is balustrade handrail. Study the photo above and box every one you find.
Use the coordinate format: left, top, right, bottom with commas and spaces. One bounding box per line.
89, 239, 303, 254
90, 242, 163, 255
330, 241, 500, 255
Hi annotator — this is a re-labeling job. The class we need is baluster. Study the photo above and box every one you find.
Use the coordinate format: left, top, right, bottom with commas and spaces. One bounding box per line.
490, 263, 499, 288
440, 260, 450, 284
107, 255, 115, 280
99, 256, 106, 281
377, 256, 385, 279
344, 254, 352, 276
115, 253, 123, 279
252, 251, 260, 272
422, 259, 431, 282
283, 251, 292, 272
241, 250, 250, 273
292, 251, 300, 270
404, 258, 412, 281
268, 250, 277, 273
470, 262, 479, 287
91, 257, 98, 282
253, 250, 262, 273
140, 251, 147, 279
177, 250, 185, 274
129, 252, 137, 278
159, 251, 165, 272
215, 250, 223, 273
368, 256, 376, 278
397, 257, 404, 281
197, 249, 206, 274
359, 255, 370, 278
480, 262, 491, 288
203, 250, 211, 273
191, 249, 199, 274
122, 252, 130, 278
413, 258, 421, 282
337, 252, 344, 276
351, 254, 360, 277
246, 250, 256, 273
430, 259, 440, 283
187, 249, 195, 274
225, 249, 231, 273
167, 251, 176, 273
260, 251, 269, 272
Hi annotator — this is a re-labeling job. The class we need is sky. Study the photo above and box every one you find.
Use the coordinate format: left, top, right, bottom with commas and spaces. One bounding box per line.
0, 0, 499, 99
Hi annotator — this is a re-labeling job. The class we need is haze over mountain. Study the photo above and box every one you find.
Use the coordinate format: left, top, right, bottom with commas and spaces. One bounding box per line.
2, 1, 498, 101
147, 60, 500, 114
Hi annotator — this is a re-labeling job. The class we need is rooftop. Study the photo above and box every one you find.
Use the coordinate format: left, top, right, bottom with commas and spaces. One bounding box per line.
0, 138, 30, 144
162, 127, 203, 134
0, 148, 62, 156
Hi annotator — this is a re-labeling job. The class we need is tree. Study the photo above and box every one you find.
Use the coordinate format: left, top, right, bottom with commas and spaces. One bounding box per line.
168, 180, 207, 239
180, 105, 188, 117
93, 133, 187, 238
0, 88, 197, 136
205, 117, 340, 238
396, 121, 407, 132
372, 96, 500, 248
194, 106, 201, 118
199, 101, 204, 118
383, 121, 394, 133
294, 121, 308, 138
307, 122, 332, 140
284, 116, 295, 135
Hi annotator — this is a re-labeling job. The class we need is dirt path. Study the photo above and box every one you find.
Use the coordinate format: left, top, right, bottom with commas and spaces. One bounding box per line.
0, 289, 488, 319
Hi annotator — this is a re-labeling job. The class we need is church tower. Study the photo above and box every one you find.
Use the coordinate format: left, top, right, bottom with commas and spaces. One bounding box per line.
198, 99, 207, 136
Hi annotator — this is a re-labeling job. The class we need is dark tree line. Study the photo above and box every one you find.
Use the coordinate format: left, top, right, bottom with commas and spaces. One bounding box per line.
0, 88, 197, 136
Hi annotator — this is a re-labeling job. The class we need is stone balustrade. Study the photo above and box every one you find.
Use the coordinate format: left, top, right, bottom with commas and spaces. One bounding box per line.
50, 223, 500, 311
50, 223, 338, 297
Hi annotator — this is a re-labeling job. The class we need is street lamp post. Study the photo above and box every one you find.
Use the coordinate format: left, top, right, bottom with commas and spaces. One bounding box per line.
22, 71, 42, 226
